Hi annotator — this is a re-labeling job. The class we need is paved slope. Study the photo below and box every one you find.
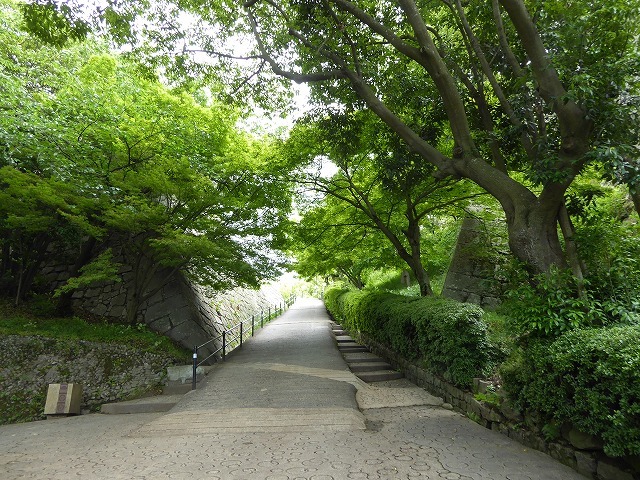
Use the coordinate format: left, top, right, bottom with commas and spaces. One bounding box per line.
0, 298, 585, 480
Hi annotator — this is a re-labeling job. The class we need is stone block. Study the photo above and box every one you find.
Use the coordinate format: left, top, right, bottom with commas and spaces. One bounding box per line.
166, 365, 205, 384
444, 273, 479, 292
492, 422, 509, 435
84, 288, 101, 298
509, 429, 525, 445
482, 296, 501, 309
523, 431, 548, 453
109, 305, 126, 319
500, 400, 524, 423
111, 293, 127, 306
149, 315, 173, 334
466, 292, 482, 304
472, 378, 493, 394
467, 397, 482, 416
446, 383, 462, 399
479, 404, 502, 423
566, 427, 604, 451
548, 443, 576, 469
574, 451, 596, 478
44, 383, 82, 416
597, 459, 634, 480
92, 303, 108, 316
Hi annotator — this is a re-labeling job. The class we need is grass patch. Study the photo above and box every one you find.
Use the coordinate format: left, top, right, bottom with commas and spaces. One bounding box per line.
0, 298, 190, 362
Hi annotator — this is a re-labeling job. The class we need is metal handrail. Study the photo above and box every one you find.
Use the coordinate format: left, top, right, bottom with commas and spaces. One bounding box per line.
191, 295, 296, 389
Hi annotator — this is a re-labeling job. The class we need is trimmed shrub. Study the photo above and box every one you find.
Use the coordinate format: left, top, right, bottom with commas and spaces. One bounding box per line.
324, 287, 349, 323
501, 325, 640, 457
410, 297, 492, 386
324, 287, 494, 387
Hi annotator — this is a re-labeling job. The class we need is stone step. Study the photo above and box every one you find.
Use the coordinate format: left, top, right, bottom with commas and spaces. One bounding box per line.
348, 361, 393, 372
355, 370, 404, 383
162, 383, 193, 395
332, 324, 343, 329
338, 345, 369, 353
342, 352, 382, 363
338, 341, 362, 347
101, 394, 183, 415
132, 407, 366, 436
335, 335, 355, 343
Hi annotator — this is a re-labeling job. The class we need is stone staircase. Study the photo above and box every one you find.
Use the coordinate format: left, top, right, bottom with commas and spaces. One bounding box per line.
332, 323, 403, 383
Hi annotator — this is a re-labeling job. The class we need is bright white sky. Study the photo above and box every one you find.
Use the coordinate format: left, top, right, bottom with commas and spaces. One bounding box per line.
237, 83, 311, 136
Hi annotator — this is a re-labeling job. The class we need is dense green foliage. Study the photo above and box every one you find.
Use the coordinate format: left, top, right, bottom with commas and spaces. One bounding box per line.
0, 298, 190, 360
325, 287, 496, 387
498, 184, 640, 336
18, 0, 640, 275
0, 1, 291, 318
501, 326, 640, 457
283, 112, 481, 296
283, 112, 479, 296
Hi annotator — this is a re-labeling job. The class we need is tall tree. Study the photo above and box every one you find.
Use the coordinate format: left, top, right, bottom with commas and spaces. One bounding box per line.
1, 2, 292, 314
290, 199, 398, 290
284, 111, 481, 296
19, 0, 640, 275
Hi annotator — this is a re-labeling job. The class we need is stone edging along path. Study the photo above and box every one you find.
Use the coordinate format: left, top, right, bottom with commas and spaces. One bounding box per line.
351, 331, 638, 480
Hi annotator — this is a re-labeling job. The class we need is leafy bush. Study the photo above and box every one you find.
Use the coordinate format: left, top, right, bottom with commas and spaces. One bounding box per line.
500, 260, 640, 337
575, 217, 640, 324
0, 298, 190, 360
324, 287, 495, 387
501, 325, 640, 457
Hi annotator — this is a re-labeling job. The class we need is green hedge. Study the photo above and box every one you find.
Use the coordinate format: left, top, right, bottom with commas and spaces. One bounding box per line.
501, 325, 640, 457
324, 287, 494, 387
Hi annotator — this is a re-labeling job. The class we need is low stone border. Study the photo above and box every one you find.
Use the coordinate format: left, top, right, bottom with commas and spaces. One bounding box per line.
356, 332, 638, 480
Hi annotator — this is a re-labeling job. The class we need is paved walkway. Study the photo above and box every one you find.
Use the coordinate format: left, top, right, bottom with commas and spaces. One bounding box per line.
0, 298, 585, 479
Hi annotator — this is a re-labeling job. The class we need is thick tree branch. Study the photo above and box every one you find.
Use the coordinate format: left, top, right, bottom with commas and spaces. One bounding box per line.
499, 0, 592, 161
396, 0, 476, 156
451, 0, 534, 158
491, 0, 524, 77
245, 9, 347, 83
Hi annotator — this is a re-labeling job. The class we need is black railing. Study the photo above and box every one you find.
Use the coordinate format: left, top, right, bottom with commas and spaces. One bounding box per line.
191, 295, 296, 389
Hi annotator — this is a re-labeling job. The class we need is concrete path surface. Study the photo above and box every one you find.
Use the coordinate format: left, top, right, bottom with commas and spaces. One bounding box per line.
0, 298, 585, 479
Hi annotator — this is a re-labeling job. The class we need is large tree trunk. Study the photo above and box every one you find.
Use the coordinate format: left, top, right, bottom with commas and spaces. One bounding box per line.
631, 189, 640, 218
411, 261, 434, 297
404, 214, 434, 296
506, 200, 566, 274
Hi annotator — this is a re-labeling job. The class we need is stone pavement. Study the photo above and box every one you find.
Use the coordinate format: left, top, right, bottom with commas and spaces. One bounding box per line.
0, 298, 585, 479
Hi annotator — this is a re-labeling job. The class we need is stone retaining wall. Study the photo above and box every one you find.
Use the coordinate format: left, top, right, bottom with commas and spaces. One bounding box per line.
441, 217, 506, 308
40, 262, 285, 361
0, 335, 179, 424
357, 333, 638, 480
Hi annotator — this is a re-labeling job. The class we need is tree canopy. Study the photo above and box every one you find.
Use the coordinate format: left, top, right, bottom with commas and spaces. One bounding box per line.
20, 0, 640, 279
4, 0, 640, 314
282, 110, 482, 295
1, 1, 292, 318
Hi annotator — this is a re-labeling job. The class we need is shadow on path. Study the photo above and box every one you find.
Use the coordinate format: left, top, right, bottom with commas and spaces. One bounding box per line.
0, 298, 585, 480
